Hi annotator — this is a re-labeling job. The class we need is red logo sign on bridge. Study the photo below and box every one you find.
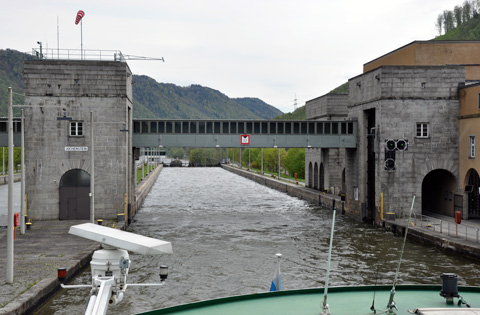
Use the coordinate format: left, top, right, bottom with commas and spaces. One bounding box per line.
240, 134, 250, 145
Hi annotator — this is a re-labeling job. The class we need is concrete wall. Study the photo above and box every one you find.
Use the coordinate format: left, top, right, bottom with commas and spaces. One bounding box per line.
346, 65, 463, 219
133, 164, 163, 218
305, 93, 348, 195
363, 41, 480, 73
23, 60, 133, 220
222, 165, 341, 209
305, 94, 349, 120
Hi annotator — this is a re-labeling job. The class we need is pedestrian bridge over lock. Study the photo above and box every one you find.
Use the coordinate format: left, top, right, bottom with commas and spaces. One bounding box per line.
0, 118, 358, 148
132, 119, 358, 148
0, 118, 21, 147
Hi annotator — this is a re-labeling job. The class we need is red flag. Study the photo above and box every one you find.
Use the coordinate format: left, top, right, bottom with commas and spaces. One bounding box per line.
75, 10, 85, 25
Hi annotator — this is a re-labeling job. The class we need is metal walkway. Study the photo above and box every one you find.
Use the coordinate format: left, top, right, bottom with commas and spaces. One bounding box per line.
132, 119, 357, 148
0, 118, 21, 147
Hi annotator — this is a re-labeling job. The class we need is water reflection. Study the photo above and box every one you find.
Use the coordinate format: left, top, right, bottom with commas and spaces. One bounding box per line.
36, 168, 480, 314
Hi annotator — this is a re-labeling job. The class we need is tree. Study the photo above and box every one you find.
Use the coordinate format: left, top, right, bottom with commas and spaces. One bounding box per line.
170, 148, 186, 159
436, 14, 444, 35
472, 0, 480, 17
284, 148, 305, 179
0, 147, 21, 173
443, 10, 455, 33
189, 148, 222, 166
463, 0, 473, 22
454, 5, 463, 27
263, 148, 278, 173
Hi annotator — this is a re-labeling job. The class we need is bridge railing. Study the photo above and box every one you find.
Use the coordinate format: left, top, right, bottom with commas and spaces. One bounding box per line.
30, 48, 125, 62
397, 212, 480, 243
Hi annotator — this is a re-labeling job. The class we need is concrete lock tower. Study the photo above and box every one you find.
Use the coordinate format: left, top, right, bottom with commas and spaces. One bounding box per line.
23, 55, 133, 221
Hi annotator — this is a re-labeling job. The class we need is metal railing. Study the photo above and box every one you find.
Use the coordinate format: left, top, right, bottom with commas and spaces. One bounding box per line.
30, 48, 125, 62
397, 212, 480, 243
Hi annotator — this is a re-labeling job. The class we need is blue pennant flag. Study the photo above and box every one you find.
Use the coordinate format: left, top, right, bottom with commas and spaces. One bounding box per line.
270, 254, 282, 292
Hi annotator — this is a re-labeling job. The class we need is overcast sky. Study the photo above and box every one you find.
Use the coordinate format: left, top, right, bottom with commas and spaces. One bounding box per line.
0, 0, 464, 113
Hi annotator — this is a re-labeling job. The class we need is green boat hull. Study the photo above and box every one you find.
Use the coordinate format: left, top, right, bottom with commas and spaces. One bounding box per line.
136, 285, 480, 315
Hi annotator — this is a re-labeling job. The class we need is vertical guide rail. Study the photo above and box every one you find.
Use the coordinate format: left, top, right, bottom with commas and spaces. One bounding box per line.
386, 195, 416, 313
321, 208, 337, 315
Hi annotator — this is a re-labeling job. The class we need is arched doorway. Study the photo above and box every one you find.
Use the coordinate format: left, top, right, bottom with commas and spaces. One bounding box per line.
308, 162, 313, 188
421, 169, 456, 216
467, 169, 480, 219
313, 163, 319, 190
59, 169, 90, 220
319, 163, 325, 191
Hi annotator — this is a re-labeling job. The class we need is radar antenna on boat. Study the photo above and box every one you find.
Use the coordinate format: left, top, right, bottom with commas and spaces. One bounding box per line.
321, 206, 337, 315
57, 223, 172, 315
386, 195, 416, 314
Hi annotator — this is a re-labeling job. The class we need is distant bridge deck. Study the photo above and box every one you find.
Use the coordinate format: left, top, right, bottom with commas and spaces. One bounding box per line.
0, 118, 358, 148
0, 118, 21, 147
132, 119, 358, 148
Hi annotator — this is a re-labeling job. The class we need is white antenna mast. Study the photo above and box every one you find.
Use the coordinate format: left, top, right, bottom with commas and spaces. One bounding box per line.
57, 16, 60, 59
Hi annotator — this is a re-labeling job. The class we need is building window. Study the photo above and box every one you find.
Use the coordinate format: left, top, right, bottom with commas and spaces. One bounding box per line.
70, 121, 84, 137
470, 135, 476, 159
416, 123, 429, 138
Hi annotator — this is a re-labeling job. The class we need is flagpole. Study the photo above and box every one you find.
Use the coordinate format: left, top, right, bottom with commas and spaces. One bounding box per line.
81, 19, 83, 60
57, 16, 60, 59
270, 253, 282, 292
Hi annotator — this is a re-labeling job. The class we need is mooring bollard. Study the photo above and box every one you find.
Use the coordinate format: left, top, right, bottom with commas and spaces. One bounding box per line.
117, 213, 125, 222
97, 219, 103, 226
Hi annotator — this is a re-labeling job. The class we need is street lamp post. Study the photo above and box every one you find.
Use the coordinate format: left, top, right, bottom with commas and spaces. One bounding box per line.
6, 87, 14, 283
261, 148, 264, 175
20, 109, 25, 235
278, 147, 280, 179
90, 111, 95, 224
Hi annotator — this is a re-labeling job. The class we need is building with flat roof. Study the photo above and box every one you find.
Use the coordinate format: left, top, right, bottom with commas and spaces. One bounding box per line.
23, 57, 133, 220
306, 40, 480, 221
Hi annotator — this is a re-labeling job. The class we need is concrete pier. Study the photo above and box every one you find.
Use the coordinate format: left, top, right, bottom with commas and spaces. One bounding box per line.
222, 165, 342, 210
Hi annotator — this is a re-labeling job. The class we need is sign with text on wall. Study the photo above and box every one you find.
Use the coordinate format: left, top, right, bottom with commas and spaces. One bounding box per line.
65, 146, 88, 151
240, 134, 250, 145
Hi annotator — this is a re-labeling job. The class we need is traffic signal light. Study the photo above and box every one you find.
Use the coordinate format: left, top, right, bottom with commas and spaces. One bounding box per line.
385, 149, 396, 171
384, 139, 408, 171
385, 139, 408, 151
385, 139, 396, 151
396, 139, 408, 151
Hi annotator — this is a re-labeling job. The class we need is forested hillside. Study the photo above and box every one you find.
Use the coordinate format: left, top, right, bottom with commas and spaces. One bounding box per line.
0, 49, 30, 116
274, 105, 305, 120
132, 75, 282, 119
0, 49, 282, 119
434, 0, 479, 37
